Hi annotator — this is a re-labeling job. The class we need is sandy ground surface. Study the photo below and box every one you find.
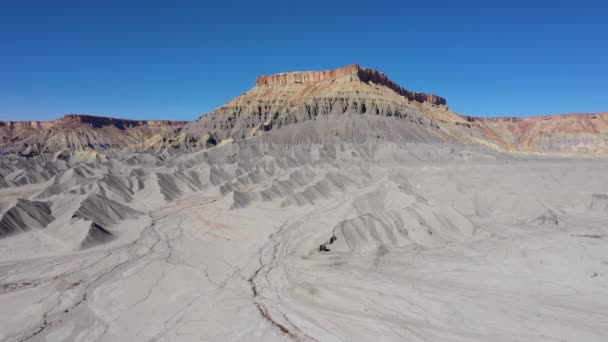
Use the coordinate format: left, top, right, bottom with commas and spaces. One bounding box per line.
1, 143, 607, 341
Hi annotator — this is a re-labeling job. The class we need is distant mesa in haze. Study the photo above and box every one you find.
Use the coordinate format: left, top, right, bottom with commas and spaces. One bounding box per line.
1, 64, 607, 156
0, 114, 189, 156
0, 114, 188, 129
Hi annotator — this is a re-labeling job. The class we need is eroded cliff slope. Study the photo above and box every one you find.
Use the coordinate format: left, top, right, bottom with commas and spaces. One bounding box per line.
2, 65, 607, 156
466, 113, 608, 155
188, 64, 608, 155
0, 114, 189, 155
188, 64, 465, 144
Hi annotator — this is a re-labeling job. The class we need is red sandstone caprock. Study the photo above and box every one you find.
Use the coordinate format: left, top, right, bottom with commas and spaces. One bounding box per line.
256, 64, 446, 106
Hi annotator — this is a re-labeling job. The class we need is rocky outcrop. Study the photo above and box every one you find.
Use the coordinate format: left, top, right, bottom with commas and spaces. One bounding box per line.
2, 66, 607, 156
256, 64, 446, 106
256, 64, 363, 85
464, 113, 605, 123
189, 64, 457, 143
189, 63, 608, 155
1, 114, 188, 130
464, 113, 608, 155
126, 129, 218, 152
0, 114, 190, 155
0, 121, 54, 129
54, 114, 188, 128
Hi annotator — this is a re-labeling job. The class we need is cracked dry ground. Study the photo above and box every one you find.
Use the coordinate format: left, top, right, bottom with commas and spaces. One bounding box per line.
1, 187, 316, 341
2, 157, 608, 341
0, 195, 261, 341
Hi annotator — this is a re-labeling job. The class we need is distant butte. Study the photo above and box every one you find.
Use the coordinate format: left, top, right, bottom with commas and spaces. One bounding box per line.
0, 114, 190, 155
464, 112, 608, 122
0, 114, 188, 129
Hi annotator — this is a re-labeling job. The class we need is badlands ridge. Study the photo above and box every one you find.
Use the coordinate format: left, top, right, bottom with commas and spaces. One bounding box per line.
0, 65, 607, 341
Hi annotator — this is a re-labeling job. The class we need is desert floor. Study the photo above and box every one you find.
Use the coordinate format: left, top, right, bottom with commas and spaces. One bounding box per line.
1, 146, 607, 341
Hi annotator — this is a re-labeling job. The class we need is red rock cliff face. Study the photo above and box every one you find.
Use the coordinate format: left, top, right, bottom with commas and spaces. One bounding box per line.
256, 64, 363, 85
461, 112, 608, 155
0, 114, 191, 154
191, 64, 459, 143
256, 64, 446, 106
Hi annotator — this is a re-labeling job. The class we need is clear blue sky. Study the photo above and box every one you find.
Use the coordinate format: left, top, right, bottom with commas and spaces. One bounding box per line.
1, 0, 606, 121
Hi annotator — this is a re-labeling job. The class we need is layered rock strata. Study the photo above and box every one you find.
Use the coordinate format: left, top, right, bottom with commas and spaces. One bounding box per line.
0, 114, 190, 155
256, 64, 446, 106
190, 64, 458, 143
465, 113, 608, 154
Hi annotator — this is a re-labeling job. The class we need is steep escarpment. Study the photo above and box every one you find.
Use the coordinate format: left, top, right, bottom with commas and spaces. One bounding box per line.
0, 114, 190, 155
1, 65, 607, 156
466, 113, 608, 155
187, 64, 608, 155
188, 64, 462, 143
0, 121, 55, 129
256, 64, 446, 106
51, 114, 187, 129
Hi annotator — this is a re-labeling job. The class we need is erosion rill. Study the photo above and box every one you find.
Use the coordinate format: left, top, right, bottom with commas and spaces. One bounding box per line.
1, 65, 607, 341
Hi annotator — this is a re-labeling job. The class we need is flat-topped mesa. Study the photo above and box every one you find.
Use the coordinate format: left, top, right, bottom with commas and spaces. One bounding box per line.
0, 121, 54, 129
256, 64, 363, 85
1, 114, 193, 155
56, 114, 189, 128
464, 113, 608, 123
0, 114, 189, 130
461, 112, 608, 155
256, 64, 447, 106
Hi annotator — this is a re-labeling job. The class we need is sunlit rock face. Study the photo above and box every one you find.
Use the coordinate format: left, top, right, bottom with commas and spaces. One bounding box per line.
0, 65, 608, 342
4, 65, 608, 156
188, 64, 462, 143
465, 113, 608, 155
0, 114, 189, 155
189, 65, 608, 156
255, 64, 446, 105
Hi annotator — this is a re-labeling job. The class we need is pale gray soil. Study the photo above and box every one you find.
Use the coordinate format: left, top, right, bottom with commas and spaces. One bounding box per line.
1, 141, 607, 341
